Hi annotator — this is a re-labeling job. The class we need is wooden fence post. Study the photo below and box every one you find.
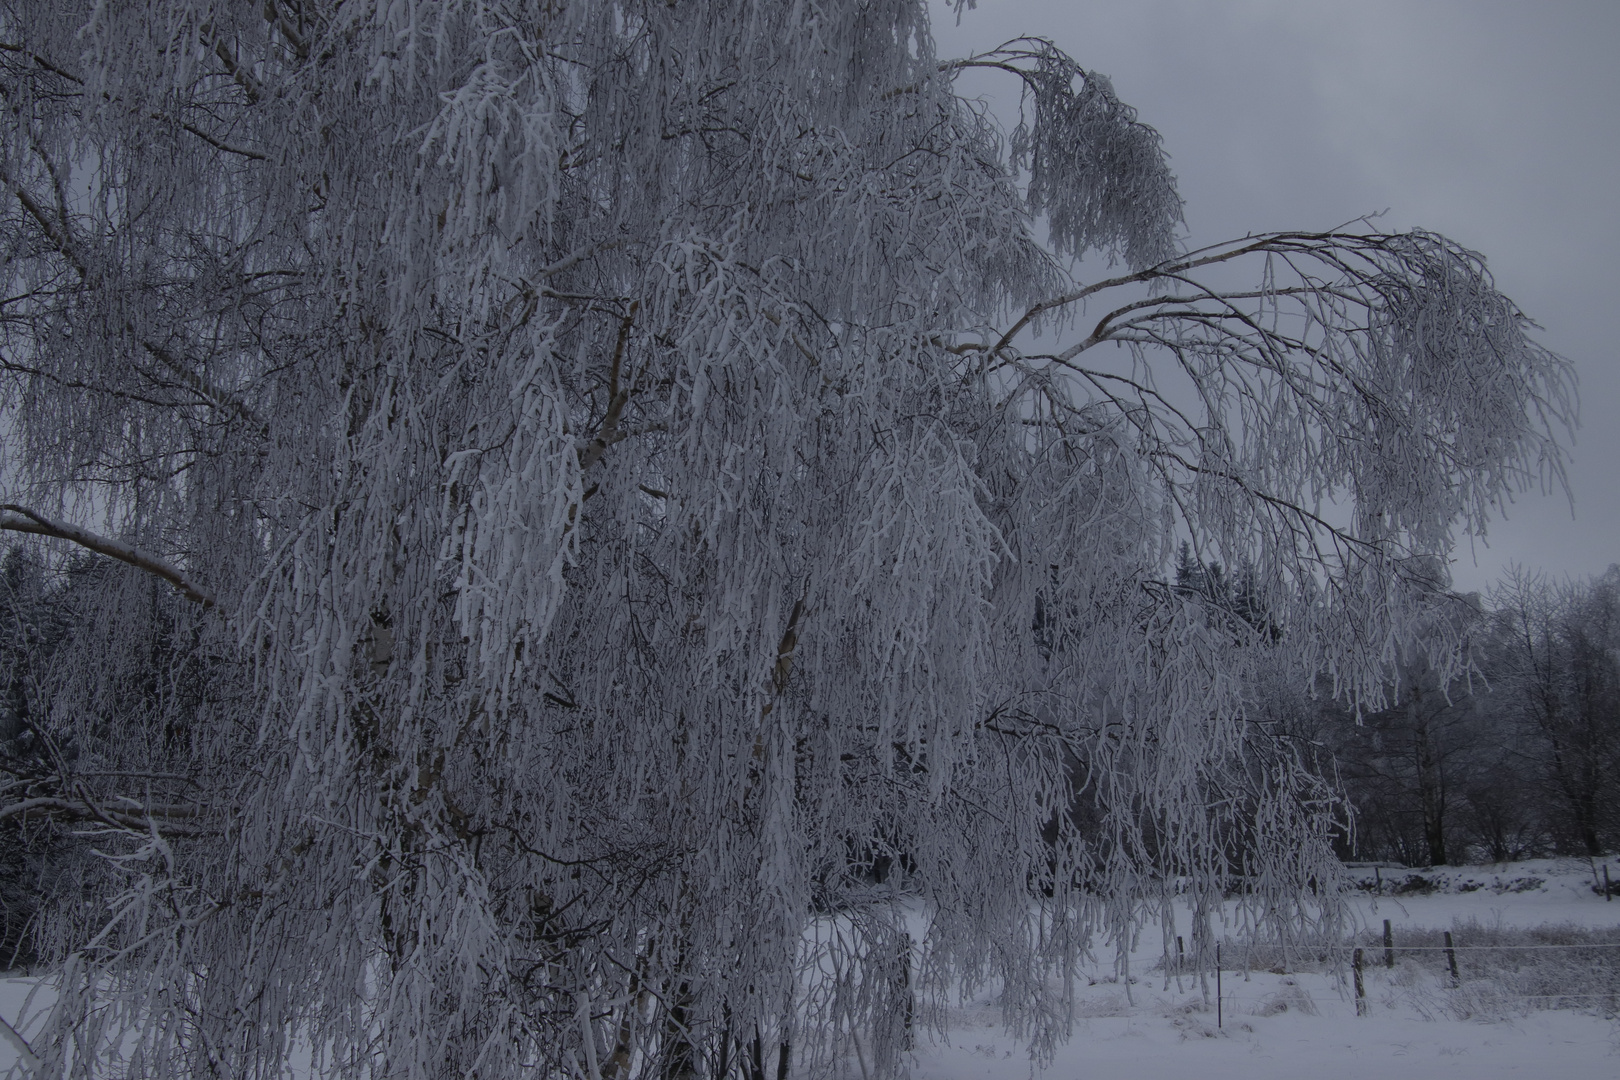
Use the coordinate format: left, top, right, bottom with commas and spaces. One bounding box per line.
1383, 919, 1394, 969
1605, 864, 1612, 901
1353, 948, 1366, 1016
1443, 931, 1460, 988
898, 932, 914, 1052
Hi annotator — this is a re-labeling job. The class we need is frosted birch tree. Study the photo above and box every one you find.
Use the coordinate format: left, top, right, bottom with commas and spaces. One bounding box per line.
0, 2, 1574, 1077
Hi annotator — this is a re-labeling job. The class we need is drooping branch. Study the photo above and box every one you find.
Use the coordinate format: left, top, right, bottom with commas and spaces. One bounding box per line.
1, 162, 272, 427
943, 37, 1184, 268
988, 228, 1345, 356
984, 226, 1576, 561
140, 339, 268, 431
0, 504, 216, 606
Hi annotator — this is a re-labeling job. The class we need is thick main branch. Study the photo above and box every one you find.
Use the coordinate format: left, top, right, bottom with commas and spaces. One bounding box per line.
0, 504, 216, 606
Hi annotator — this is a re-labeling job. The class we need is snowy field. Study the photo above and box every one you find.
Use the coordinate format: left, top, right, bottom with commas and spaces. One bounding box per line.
919, 859, 1620, 1080
5, 859, 1619, 1078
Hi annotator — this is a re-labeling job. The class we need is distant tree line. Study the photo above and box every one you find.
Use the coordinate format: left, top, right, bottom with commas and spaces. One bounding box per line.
1175, 545, 1620, 867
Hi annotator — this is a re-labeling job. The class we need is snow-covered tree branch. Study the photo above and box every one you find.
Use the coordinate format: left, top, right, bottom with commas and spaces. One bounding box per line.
0, 505, 215, 606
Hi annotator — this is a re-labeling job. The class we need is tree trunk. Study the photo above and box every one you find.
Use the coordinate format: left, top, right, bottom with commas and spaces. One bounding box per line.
1412, 696, 1447, 866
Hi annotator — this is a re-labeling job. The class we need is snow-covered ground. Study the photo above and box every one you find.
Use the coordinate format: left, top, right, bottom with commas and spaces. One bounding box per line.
920, 858, 1620, 1080
921, 1001, 1613, 1080
5, 859, 1619, 1078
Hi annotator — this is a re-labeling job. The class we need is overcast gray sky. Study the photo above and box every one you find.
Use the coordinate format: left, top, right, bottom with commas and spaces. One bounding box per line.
934, 0, 1620, 592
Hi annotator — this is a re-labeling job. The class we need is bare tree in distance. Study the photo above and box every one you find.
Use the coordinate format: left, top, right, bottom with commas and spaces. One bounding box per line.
1490, 567, 1620, 858
0, 3, 1575, 1077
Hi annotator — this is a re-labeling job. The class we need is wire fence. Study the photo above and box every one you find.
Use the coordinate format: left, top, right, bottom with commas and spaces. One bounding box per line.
1383, 942, 1620, 951
1344, 921, 1620, 1020
1178, 922, 1620, 1027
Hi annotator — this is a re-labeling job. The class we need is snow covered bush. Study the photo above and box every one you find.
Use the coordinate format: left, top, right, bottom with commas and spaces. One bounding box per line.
0, 2, 1574, 1076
